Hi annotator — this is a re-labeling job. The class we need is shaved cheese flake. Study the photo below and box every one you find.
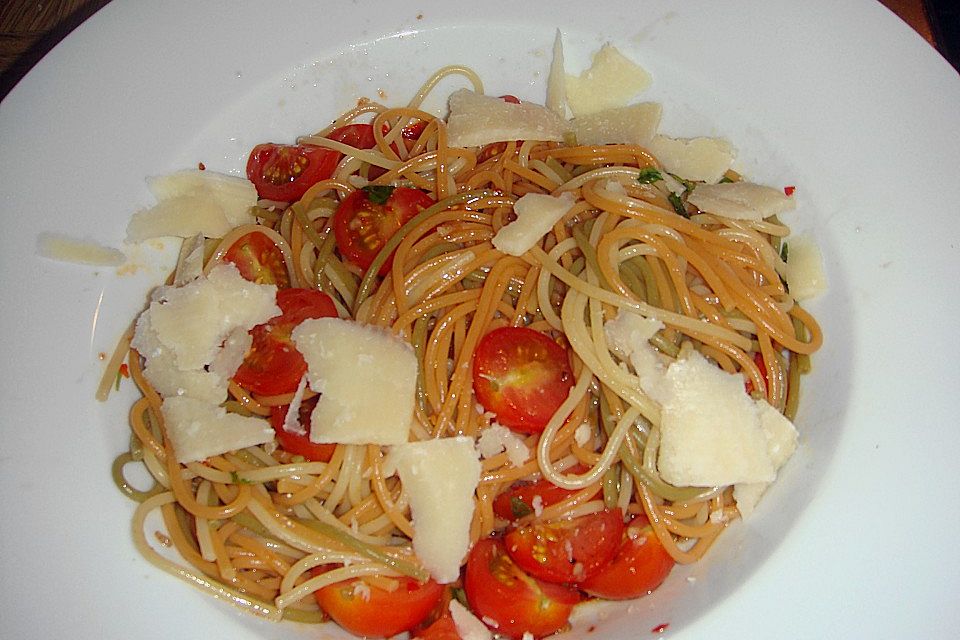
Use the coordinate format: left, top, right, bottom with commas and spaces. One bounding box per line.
571, 102, 662, 146
603, 310, 665, 397
450, 600, 493, 640
161, 396, 274, 464
173, 233, 206, 286
131, 263, 278, 404
282, 375, 309, 437
657, 351, 780, 487
148, 169, 257, 227
784, 235, 827, 300
646, 135, 735, 184
292, 318, 417, 446
36, 233, 125, 266
476, 424, 530, 468
492, 192, 575, 256
146, 263, 279, 370
565, 44, 652, 117
127, 169, 257, 242
208, 328, 252, 381
545, 29, 566, 117
126, 195, 233, 243
734, 403, 799, 516
687, 181, 795, 221
446, 89, 567, 148
386, 437, 481, 583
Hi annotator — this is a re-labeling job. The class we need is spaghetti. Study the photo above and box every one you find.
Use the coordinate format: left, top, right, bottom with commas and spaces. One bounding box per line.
108, 64, 822, 635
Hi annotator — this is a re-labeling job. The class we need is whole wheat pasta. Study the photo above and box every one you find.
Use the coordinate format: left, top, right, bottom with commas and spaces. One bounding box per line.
106, 64, 822, 636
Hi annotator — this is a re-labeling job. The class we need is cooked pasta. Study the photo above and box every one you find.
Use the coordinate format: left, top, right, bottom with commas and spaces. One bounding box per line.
107, 63, 821, 636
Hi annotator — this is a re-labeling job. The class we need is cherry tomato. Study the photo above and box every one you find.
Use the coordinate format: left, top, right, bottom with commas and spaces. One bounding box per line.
233, 288, 337, 396
499, 94, 521, 104
472, 327, 574, 434
328, 123, 377, 150
314, 575, 444, 638
464, 537, 579, 639
246, 143, 339, 202
414, 612, 461, 640
222, 230, 290, 288
268, 396, 336, 462
333, 185, 435, 275
492, 468, 591, 521
578, 515, 675, 600
504, 509, 624, 584
402, 120, 429, 140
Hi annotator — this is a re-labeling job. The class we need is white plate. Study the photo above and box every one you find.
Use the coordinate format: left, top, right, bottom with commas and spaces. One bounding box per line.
2, 1, 958, 638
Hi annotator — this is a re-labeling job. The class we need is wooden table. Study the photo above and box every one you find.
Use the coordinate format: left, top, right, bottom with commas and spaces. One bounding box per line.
0, 0, 942, 99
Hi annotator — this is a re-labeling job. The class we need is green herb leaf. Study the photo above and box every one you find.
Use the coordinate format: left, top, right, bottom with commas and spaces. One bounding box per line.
718, 175, 735, 184
230, 471, 252, 485
362, 185, 395, 205
780, 242, 789, 263
667, 172, 696, 193
510, 496, 534, 518
451, 587, 469, 607
668, 192, 689, 217
636, 167, 663, 184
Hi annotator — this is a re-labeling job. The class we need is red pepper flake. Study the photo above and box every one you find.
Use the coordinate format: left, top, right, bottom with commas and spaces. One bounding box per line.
783, 185, 796, 196
198, 162, 206, 171
119, 363, 130, 378
651, 623, 670, 634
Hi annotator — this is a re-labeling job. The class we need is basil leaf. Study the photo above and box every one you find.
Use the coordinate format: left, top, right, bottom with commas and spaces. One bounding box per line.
636, 167, 663, 184
668, 192, 689, 217
362, 185, 395, 205
510, 496, 534, 518
230, 471, 252, 485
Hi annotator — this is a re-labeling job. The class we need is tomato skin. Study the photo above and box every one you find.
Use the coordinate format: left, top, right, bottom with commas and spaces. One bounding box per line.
472, 327, 575, 434
505, 509, 624, 585
327, 123, 377, 150
464, 537, 579, 639
492, 468, 591, 521
414, 612, 461, 640
232, 288, 337, 396
315, 576, 444, 638
578, 515, 676, 600
333, 186, 435, 275
246, 143, 339, 202
268, 396, 336, 462
402, 120, 429, 140
222, 230, 290, 288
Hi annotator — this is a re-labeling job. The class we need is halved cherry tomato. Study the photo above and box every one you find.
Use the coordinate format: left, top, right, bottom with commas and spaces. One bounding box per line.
414, 612, 461, 640
465, 537, 579, 639
314, 575, 444, 638
333, 185, 435, 275
328, 123, 377, 149
472, 327, 574, 434
246, 143, 339, 202
578, 515, 675, 600
268, 396, 336, 462
492, 467, 592, 521
232, 288, 337, 396
222, 230, 290, 288
504, 509, 624, 584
